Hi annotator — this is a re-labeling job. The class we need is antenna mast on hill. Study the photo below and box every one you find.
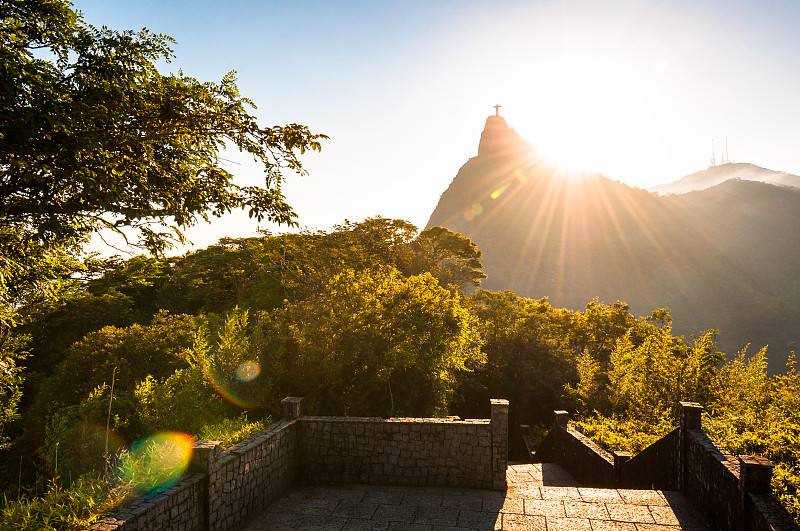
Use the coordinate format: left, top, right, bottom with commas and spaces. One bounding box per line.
710, 139, 716, 167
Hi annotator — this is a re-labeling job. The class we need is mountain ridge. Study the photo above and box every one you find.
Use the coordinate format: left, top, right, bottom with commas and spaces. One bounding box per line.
427, 116, 800, 372
650, 162, 800, 195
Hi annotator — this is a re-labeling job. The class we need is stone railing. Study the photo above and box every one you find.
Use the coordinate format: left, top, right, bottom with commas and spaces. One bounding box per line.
88, 397, 509, 531
90, 411, 300, 531
527, 402, 798, 531
528, 410, 615, 488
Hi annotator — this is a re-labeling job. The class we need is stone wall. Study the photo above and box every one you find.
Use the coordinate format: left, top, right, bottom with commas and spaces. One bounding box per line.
531, 410, 614, 488
88, 397, 508, 531
617, 428, 680, 490
298, 416, 492, 488
529, 402, 799, 531
748, 490, 800, 531
89, 473, 205, 531
682, 422, 742, 528
206, 418, 298, 531
297, 398, 508, 490
88, 407, 300, 531
683, 417, 797, 531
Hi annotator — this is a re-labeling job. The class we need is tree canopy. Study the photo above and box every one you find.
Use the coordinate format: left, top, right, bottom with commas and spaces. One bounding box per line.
0, 0, 325, 482
1, 0, 326, 253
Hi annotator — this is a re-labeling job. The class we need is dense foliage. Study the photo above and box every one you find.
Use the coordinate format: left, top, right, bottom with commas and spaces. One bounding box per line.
0, 0, 326, 479
2, 217, 800, 526
572, 336, 800, 524
2, 3, 799, 528
1, 0, 326, 255
0, 218, 494, 527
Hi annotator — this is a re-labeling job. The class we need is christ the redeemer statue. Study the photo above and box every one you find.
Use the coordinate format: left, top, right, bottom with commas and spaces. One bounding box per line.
493, 104, 501, 116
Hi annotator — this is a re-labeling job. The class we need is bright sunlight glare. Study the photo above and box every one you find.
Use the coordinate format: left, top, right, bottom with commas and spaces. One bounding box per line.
512, 56, 678, 185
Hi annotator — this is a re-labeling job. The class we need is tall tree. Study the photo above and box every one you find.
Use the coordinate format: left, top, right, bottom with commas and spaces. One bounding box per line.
1, 0, 325, 253
0, 0, 324, 439
266, 266, 482, 416
0, 0, 326, 322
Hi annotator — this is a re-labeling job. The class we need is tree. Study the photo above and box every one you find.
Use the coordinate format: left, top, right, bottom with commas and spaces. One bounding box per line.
266, 266, 482, 416
461, 290, 576, 425
0, 0, 324, 454
1, 0, 325, 253
0, 0, 326, 336
32, 311, 198, 424
402, 226, 486, 293
0, 333, 26, 450
607, 310, 722, 423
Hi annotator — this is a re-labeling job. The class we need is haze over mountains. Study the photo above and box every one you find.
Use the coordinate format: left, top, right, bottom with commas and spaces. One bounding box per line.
651, 162, 800, 195
427, 115, 800, 372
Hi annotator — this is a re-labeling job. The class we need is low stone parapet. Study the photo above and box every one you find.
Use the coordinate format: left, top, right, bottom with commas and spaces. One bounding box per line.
531, 410, 614, 488
88, 397, 509, 531
529, 403, 799, 530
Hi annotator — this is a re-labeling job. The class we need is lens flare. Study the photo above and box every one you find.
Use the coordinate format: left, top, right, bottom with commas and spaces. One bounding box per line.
463, 202, 485, 222
202, 358, 265, 408
235, 360, 261, 383
491, 184, 509, 199
118, 432, 194, 494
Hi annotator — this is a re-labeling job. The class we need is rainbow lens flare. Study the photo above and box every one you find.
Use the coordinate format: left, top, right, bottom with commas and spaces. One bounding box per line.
235, 360, 261, 383
118, 432, 194, 494
202, 358, 264, 408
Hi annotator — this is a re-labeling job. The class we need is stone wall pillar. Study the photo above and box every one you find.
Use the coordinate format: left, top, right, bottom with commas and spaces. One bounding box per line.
554, 410, 569, 429
190, 440, 221, 531
739, 455, 773, 493
490, 399, 509, 491
553, 410, 569, 465
678, 401, 703, 493
739, 455, 774, 530
191, 440, 222, 474
614, 451, 632, 487
680, 401, 703, 430
281, 396, 304, 419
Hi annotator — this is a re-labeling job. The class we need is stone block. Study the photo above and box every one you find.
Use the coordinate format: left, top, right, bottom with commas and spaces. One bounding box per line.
739, 455, 773, 494
679, 401, 703, 430
190, 440, 221, 475
553, 410, 569, 428
281, 396, 303, 419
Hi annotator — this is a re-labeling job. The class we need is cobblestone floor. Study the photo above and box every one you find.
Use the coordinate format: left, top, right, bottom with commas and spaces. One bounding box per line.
243, 464, 711, 530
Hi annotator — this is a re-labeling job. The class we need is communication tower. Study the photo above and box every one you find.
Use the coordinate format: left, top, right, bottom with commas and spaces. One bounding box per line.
710, 139, 716, 167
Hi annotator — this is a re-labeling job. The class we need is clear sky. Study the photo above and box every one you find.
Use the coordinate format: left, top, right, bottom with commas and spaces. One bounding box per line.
73, 0, 800, 253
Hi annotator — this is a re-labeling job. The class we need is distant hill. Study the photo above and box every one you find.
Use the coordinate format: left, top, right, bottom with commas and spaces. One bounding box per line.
650, 162, 800, 195
427, 116, 800, 372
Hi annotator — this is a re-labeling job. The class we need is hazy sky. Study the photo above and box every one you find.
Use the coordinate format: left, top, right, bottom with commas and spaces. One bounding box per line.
73, 0, 800, 253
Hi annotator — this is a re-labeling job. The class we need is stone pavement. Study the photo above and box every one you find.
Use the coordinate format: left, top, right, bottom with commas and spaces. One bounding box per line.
243, 464, 711, 530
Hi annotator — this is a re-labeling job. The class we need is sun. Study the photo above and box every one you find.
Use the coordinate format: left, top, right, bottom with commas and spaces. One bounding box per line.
509, 55, 681, 189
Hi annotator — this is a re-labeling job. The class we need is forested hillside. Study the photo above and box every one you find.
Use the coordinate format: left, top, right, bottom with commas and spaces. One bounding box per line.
5, 219, 800, 526
3, 3, 800, 527
427, 116, 800, 372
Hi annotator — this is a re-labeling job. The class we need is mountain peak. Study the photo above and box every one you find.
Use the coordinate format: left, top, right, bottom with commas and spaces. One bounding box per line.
477, 114, 525, 156
650, 162, 800, 195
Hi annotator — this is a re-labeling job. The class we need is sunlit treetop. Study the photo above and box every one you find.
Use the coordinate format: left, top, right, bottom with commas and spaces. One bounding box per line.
0, 0, 327, 254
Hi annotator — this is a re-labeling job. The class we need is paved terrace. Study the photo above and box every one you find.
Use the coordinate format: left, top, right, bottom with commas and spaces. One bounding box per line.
244, 463, 710, 531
